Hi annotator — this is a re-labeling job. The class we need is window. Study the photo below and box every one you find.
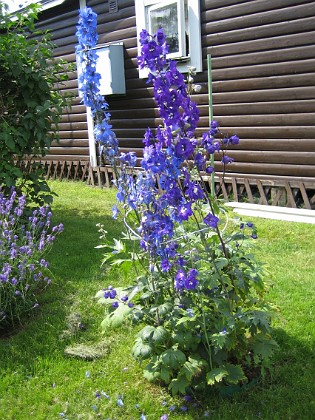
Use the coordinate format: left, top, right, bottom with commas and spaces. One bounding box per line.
135, 0, 202, 77
2, 0, 65, 13
147, 0, 187, 59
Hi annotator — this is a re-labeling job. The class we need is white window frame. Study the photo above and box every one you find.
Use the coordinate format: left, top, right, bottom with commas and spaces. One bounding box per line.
3, 0, 65, 13
147, 0, 186, 60
135, 0, 202, 77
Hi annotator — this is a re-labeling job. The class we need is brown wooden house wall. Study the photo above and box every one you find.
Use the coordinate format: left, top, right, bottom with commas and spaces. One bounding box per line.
37, 0, 315, 185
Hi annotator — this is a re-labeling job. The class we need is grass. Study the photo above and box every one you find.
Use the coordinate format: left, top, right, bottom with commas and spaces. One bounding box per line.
0, 180, 314, 419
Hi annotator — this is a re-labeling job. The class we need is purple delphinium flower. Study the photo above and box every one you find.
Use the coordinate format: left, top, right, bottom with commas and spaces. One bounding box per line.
184, 269, 198, 290
221, 155, 234, 165
0, 188, 63, 328
175, 269, 186, 290
204, 213, 219, 228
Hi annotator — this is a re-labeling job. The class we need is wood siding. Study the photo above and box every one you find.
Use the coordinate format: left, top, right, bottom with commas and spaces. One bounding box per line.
37, 0, 315, 183
35, 3, 90, 161
201, 0, 315, 179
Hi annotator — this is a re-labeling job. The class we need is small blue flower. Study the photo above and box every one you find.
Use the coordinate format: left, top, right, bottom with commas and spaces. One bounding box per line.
109, 289, 117, 299
117, 398, 124, 407
186, 308, 194, 318
204, 213, 219, 228
112, 204, 119, 219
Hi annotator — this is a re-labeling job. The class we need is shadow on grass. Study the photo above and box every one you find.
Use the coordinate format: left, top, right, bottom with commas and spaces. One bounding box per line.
0, 208, 123, 351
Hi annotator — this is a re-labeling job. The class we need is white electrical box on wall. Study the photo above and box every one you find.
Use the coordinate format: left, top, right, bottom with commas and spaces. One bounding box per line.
77, 43, 126, 96
96, 43, 126, 95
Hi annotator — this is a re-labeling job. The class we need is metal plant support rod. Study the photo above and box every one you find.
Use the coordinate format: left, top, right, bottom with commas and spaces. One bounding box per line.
207, 54, 215, 197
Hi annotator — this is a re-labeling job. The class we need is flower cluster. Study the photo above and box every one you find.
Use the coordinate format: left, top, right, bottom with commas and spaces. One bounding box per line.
114, 29, 241, 293
76, 7, 118, 162
102, 285, 134, 309
81, 6, 276, 395
0, 188, 63, 328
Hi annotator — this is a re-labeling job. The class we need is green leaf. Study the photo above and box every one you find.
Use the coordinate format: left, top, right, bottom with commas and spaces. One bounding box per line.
215, 258, 229, 270
224, 364, 247, 384
160, 349, 186, 369
110, 259, 132, 267
168, 375, 190, 395
143, 357, 161, 382
179, 361, 196, 381
112, 238, 125, 253
156, 302, 173, 316
171, 330, 198, 350
152, 326, 169, 344
100, 304, 133, 330
176, 316, 196, 326
210, 332, 228, 351
179, 355, 207, 381
143, 365, 161, 382
207, 368, 228, 385
138, 325, 168, 344
132, 339, 154, 360
4, 135, 16, 151
138, 325, 156, 341
160, 365, 171, 384
253, 335, 279, 360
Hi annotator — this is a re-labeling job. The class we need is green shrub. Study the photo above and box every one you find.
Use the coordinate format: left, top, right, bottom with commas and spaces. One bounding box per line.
0, 2, 69, 206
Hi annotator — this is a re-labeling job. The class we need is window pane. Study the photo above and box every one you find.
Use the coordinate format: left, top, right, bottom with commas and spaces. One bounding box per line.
149, 3, 179, 54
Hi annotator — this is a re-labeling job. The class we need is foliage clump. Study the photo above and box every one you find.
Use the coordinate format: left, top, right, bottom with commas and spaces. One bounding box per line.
0, 2, 69, 206
77, 7, 278, 396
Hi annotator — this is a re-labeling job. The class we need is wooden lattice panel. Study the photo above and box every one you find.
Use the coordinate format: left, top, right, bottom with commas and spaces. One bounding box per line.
16, 161, 315, 210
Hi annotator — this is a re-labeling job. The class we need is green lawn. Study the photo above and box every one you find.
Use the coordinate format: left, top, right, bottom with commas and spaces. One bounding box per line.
0, 180, 314, 419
